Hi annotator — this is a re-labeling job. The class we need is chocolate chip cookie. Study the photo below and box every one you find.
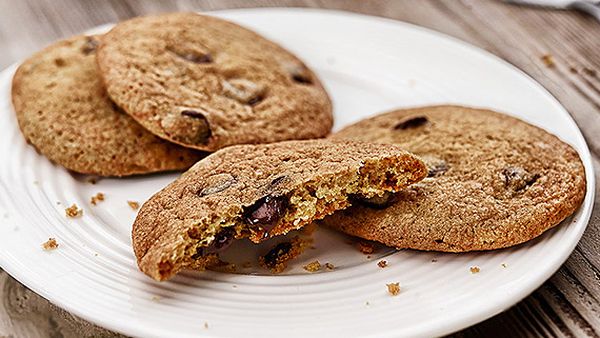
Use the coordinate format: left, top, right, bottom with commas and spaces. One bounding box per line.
132, 139, 427, 280
97, 12, 333, 151
324, 105, 586, 252
11, 35, 204, 176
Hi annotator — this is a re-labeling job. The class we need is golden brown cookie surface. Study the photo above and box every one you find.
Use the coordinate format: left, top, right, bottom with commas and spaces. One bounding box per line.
97, 12, 333, 151
11, 35, 204, 176
324, 105, 587, 252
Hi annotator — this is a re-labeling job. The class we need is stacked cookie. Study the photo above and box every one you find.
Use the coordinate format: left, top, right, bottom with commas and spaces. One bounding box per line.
12, 12, 586, 281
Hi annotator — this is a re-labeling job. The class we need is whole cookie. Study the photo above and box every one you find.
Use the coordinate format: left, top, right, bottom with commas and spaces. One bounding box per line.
12, 35, 204, 177
97, 12, 333, 151
324, 105, 587, 251
132, 139, 427, 280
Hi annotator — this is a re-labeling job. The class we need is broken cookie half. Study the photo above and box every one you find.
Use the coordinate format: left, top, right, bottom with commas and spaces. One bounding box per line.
132, 139, 427, 281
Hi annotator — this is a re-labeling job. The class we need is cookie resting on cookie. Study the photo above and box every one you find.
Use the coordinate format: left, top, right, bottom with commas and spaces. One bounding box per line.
97, 12, 333, 151
11, 35, 204, 176
132, 139, 427, 280
323, 105, 586, 252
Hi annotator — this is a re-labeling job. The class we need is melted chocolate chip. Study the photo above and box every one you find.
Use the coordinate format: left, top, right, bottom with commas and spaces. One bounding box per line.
199, 175, 237, 197
270, 175, 288, 187
353, 192, 396, 209
179, 52, 212, 64
262, 241, 292, 269
222, 79, 266, 106
292, 73, 313, 84
502, 167, 539, 191
213, 227, 235, 250
81, 37, 99, 55
425, 158, 449, 177
394, 116, 429, 130
244, 195, 287, 230
179, 110, 212, 143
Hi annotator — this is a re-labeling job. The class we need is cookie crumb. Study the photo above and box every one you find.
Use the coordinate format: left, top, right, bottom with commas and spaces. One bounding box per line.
90, 192, 105, 205
431, 259, 438, 263
127, 201, 140, 210
94, 253, 99, 257
470, 266, 480, 274
365, 301, 370, 306
386, 282, 401, 296
42, 238, 58, 251
232, 285, 237, 288
151, 296, 161, 301
65, 204, 83, 218
583, 67, 597, 77
260, 236, 311, 273
357, 241, 375, 254
541, 54, 555, 68
303, 260, 321, 272
501, 263, 508, 268
324, 262, 335, 270
204, 322, 209, 329
378, 260, 388, 268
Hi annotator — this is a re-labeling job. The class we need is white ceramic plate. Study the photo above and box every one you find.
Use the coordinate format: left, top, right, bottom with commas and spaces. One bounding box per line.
0, 8, 594, 338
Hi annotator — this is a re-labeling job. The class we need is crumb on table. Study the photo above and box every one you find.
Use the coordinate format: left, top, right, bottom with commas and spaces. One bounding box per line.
42, 238, 58, 250
303, 260, 321, 272
470, 266, 480, 274
90, 192, 105, 205
65, 204, 83, 218
387, 282, 401, 296
378, 260, 388, 268
541, 54, 555, 68
127, 201, 140, 210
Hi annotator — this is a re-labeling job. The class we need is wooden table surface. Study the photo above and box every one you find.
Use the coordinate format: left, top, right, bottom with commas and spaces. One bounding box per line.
0, 0, 598, 337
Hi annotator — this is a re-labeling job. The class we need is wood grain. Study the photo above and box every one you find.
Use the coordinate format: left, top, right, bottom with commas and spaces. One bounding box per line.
0, 0, 598, 336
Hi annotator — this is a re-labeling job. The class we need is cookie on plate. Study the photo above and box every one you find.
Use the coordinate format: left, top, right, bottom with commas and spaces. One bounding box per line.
97, 12, 333, 151
11, 35, 204, 177
323, 105, 586, 252
132, 139, 427, 280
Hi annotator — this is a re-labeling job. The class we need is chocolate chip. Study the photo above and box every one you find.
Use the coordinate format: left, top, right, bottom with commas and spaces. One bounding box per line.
424, 157, 449, 177
81, 37, 99, 55
353, 192, 396, 209
167, 45, 212, 64
244, 195, 287, 230
213, 227, 235, 250
54, 58, 66, 67
199, 174, 237, 197
270, 175, 288, 187
502, 167, 539, 191
283, 61, 313, 85
174, 110, 211, 144
222, 79, 266, 105
262, 241, 292, 269
394, 116, 429, 130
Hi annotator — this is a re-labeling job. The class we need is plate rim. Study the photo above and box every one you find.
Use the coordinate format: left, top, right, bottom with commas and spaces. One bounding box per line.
0, 7, 595, 338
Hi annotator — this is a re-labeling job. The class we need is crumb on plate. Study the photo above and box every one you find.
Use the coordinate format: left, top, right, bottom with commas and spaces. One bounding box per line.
387, 282, 400, 296
65, 204, 82, 218
42, 238, 58, 251
357, 240, 375, 254
303, 260, 321, 272
378, 260, 388, 268
324, 262, 335, 270
470, 266, 480, 274
127, 201, 140, 210
90, 192, 105, 205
